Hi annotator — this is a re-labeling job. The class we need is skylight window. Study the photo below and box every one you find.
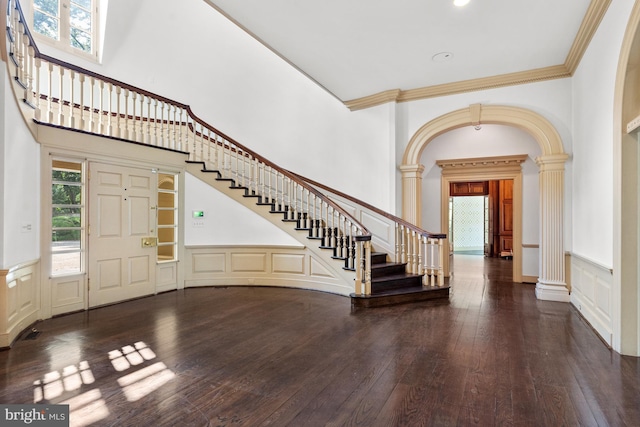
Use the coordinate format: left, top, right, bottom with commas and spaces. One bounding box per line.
32, 0, 99, 59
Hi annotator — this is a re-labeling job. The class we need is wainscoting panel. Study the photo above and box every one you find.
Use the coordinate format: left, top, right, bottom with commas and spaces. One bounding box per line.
310, 257, 333, 278
51, 274, 85, 316
272, 254, 305, 275
0, 260, 40, 348
193, 253, 226, 273
231, 253, 267, 272
156, 262, 178, 293
185, 246, 351, 295
570, 254, 613, 346
360, 211, 395, 256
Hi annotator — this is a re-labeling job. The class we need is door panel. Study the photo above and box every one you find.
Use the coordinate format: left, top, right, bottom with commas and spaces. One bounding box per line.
89, 163, 156, 307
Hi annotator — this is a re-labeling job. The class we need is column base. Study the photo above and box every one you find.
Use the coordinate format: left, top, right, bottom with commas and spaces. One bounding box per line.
535, 281, 570, 302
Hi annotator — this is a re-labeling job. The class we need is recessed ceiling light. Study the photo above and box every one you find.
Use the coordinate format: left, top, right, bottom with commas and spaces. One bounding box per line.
432, 52, 454, 62
454, 0, 471, 7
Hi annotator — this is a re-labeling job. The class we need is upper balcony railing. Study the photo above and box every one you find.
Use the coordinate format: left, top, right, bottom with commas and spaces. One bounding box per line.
3, 0, 445, 294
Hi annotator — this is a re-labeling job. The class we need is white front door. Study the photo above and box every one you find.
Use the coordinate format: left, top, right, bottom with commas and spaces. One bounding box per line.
88, 162, 156, 307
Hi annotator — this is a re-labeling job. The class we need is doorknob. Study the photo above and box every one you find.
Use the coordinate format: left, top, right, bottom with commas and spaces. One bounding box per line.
141, 237, 157, 247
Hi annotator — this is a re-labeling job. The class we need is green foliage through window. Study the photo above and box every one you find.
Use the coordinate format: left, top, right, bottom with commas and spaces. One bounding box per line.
33, 0, 95, 54
51, 161, 84, 276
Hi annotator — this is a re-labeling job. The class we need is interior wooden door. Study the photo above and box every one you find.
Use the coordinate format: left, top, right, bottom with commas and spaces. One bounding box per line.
88, 162, 157, 307
499, 179, 514, 255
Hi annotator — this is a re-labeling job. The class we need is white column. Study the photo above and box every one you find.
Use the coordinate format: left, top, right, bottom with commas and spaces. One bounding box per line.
400, 164, 425, 226
535, 154, 570, 302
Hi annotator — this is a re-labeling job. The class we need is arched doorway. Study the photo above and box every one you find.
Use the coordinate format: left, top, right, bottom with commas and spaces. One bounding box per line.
401, 104, 569, 302
613, 1, 640, 356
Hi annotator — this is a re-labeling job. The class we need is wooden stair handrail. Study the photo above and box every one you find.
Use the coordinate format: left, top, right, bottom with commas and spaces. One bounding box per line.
288, 170, 446, 240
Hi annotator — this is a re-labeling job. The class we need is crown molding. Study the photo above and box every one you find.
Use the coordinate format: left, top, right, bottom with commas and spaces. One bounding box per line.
345, 65, 571, 111
345, 0, 611, 111
399, 65, 572, 103
564, 0, 612, 73
342, 89, 401, 111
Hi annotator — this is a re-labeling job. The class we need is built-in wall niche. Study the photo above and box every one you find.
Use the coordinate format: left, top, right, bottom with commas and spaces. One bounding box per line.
157, 173, 178, 261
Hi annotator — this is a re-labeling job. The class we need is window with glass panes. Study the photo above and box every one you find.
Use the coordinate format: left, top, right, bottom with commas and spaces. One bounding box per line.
51, 160, 84, 275
32, 0, 97, 56
157, 173, 178, 262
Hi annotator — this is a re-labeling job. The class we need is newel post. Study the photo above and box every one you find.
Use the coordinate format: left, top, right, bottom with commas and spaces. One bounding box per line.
535, 153, 570, 301
400, 164, 425, 227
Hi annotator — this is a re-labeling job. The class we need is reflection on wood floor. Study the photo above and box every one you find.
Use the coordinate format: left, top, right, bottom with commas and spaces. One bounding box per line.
1, 254, 639, 426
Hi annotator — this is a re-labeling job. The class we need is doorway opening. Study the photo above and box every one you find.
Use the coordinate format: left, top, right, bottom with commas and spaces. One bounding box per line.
448, 180, 514, 269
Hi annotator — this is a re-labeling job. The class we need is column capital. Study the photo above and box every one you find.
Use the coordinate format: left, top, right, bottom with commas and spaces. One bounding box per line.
535, 153, 570, 170
399, 163, 425, 177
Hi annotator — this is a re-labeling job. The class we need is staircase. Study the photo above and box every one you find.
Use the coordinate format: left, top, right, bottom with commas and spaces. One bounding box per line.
186, 161, 450, 307
351, 252, 450, 308
4, 0, 449, 307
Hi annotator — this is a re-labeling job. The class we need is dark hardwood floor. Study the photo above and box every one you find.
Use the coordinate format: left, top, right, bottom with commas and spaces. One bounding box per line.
1, 255, 639, 426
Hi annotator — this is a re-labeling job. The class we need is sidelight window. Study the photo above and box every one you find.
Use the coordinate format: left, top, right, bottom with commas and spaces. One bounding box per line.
51, 160, 84, 276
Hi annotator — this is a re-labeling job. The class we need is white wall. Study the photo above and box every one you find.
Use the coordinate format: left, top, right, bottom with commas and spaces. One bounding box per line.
572, 0, 634, 268
184, 172, 302, 246
2, 67, 41, 269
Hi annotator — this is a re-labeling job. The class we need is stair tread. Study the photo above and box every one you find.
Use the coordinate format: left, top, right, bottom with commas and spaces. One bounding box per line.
371, 274, 423, 285
371, 262, 406, 269
353, 285, 450, 299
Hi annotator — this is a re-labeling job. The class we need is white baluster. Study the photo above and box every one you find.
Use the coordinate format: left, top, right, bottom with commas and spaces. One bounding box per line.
212, 134, 219, 169
172, 104, 178, 149
199, 125, 205, 163
415, 233, 421, 274
33, 55, 41, 121
429, 238, 436, 287
207, 129, 212, 166
115, 86, 122, 137
68, 70, 76, 128
108, 83, 114, 136
401, 226, 407, 264
47, 63, 54, 123
145, 97, 152, 145
130, 91, 137, 141
16, 20, 25, 85
98, 80, 104, 133
24, 39, 32, 103
88, 77, 95, 132
438, 238, 444, 287
139, 93, 145, 143
78, 74, 85, 130
178, 108, 184, 151
152, 99, 159, 146
420, 236, 427, 286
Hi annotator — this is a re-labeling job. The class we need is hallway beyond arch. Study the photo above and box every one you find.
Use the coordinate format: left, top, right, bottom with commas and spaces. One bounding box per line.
400, 104, 569, 302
